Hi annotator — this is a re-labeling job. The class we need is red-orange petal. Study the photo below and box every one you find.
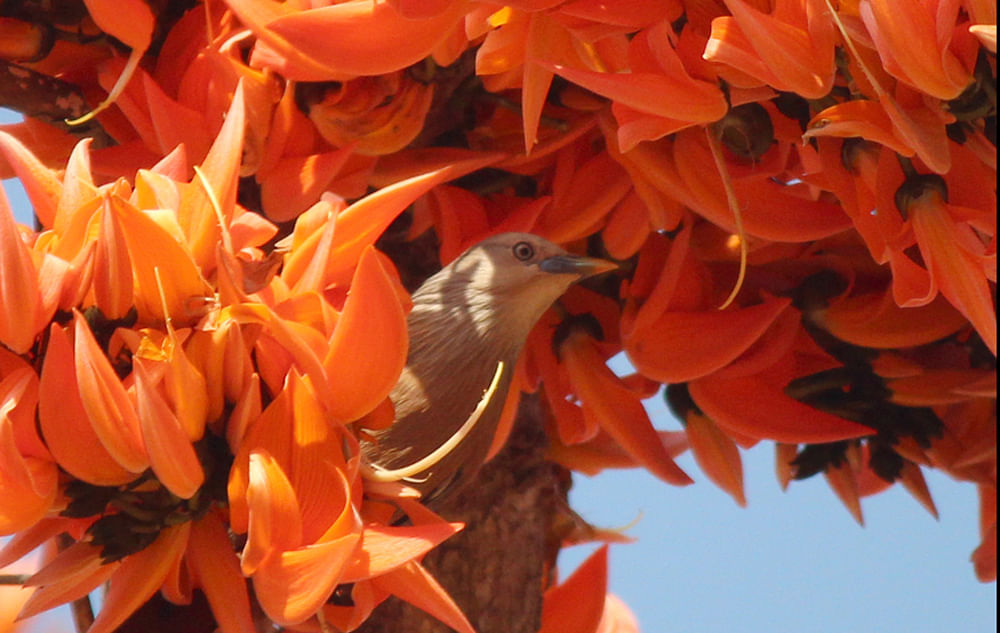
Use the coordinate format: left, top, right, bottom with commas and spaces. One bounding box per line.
563, 335, 692, 485
689, 371, 874, 444
539, 545, 607, 633
626, 296, 792, 383
685, 412, 746, 507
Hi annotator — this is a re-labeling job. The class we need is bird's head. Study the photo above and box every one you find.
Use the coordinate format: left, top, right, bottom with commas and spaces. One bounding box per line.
439, 232, 617, 331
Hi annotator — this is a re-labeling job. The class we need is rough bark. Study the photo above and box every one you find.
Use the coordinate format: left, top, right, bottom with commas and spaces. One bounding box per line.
356, 394, 566, 633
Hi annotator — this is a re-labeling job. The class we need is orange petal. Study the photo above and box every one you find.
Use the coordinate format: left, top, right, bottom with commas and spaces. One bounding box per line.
910, 193, 996, 354
134, 360, 204, 499
186, 512, 256, 633
689, 372, 874, 443
253, 532, 361, 626
242, 450, 304, 575
259, 149, 354, 223
73, 310, 148, 472
563, 335, 692, 485
243, 0, 465, 80
18, 543, 119, 619
815, 290, 969, 349
824, 456, 864, 526
861, 0, 971, 99
543, 61, 727, 123
370, 560, 475, 633
539, 545, 607, 633
38, 324, 134, 485
341, 521, 463, 583
804, 100, 914, 157
0, 130, 61, 228
108, 194, 211, 325
0, 185, 43, 354
88, 523, 191, 633
685, 412, 746, 507
0, 414, 57, 534
177, 83, 246, 272
93, 201, 135, 320
323, 246, 408, 422
626, 296, 792, 383
81, 0, 153, 50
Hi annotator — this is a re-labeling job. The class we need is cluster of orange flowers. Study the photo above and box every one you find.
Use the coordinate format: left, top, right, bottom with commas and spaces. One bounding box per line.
0, 1, 995, 632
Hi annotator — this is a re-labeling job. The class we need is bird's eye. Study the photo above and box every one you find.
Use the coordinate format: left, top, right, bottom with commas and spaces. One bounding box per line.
512, 241, 535, 261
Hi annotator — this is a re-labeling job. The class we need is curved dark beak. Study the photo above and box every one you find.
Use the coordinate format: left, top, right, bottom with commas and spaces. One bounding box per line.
539, 254, 617, 279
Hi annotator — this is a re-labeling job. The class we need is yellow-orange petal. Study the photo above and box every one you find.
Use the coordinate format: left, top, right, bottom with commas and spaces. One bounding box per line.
0, 186, 43, 354
0, 130, 61, 229
370, 560, 475, 633
72, 311, 148, 473
108, 194, 212, 325
177, 82, 246, 272
539, 545, 607, 633
0, 417, 56, 535
93, 202, 134, 320
253, 532, 361, 626
38, 324, 134, 485
626, 296, 792, 383
187, 512, 256, 633
134, 360, 204, 499
88, 522, 191, 633
323, 246, 408, 422
243, 450, 303, 575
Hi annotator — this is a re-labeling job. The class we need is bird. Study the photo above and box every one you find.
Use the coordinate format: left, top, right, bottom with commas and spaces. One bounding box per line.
360, 232, 616, 505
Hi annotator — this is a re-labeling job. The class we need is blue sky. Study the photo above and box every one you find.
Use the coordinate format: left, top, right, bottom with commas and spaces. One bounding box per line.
1, 108, 995, 632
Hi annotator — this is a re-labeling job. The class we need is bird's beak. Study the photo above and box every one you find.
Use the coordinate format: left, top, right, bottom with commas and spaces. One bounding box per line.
539, 254, 618, 278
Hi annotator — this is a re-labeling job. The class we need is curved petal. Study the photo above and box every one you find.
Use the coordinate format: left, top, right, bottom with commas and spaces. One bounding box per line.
626, 296, 792, 383
563, 334, 692, 485
187, 512, 256, 633
689, 371, 874, 443
539, 545, 607, 633
38, 324, 134, 485
253, 532, 361, 626
323, 246, 408, 422
88, 523, 191, 633
73, 311, 148, 473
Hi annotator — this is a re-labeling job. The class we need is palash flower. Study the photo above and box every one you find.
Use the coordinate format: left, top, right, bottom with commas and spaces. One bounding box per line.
0, 84, 503, 631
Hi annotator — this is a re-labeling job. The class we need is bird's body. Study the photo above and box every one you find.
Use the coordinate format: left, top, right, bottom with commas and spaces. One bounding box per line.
361, 233, 614, 504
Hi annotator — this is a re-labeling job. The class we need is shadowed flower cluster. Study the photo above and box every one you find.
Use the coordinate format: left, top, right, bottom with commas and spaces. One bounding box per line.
0, 0, 995, 631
